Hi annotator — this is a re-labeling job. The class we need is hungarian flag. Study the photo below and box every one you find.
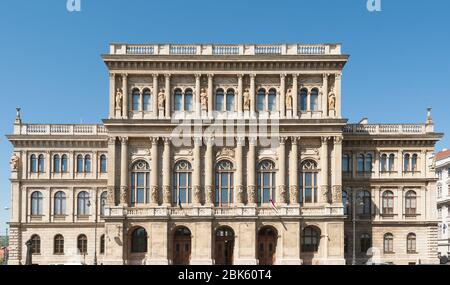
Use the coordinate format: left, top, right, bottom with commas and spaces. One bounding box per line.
269, 198, 279, 214
178, 195, 183, 209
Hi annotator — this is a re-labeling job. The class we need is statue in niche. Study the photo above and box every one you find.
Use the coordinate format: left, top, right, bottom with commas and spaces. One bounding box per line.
200, 88, 208, 110
243, 89, 250, 110
115, 89, 123, 110
328, 87, 336, 110
158, 88, 165, 108
10, 153, 19, 171
285, 88, 293, 110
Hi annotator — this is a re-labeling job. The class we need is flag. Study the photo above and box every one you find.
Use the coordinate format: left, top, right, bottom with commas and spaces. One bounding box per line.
178, 195, 183, 209
269, 198, 279, 214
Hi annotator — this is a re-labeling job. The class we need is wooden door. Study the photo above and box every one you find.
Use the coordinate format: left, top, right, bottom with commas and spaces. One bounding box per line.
215, 236, 234, 265
173, 235, 191, 265
258, 228, 277, 265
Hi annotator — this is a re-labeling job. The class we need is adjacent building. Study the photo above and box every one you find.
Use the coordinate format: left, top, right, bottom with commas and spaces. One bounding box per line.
436, 149, 450, 260
6, 43, 442, 265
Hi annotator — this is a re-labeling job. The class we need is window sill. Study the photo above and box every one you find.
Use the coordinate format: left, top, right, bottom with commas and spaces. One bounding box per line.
407, 251, 418, 254
53, 253, 65, 256
384, 252, 395, 255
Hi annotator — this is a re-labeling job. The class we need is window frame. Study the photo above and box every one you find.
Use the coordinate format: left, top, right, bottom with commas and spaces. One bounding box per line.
257, 160, 276, 206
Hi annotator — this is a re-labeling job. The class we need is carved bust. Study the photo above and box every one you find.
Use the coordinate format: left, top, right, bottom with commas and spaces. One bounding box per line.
285, 88, 293, 110
200, 88, 208, 110
158, 88, 165, 108
243, 89, 250, 110
115, 89, 123, 109
10, 153, 19, 171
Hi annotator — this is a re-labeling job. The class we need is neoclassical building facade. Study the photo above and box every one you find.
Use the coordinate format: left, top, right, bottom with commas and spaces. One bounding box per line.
7, 43, 442, 265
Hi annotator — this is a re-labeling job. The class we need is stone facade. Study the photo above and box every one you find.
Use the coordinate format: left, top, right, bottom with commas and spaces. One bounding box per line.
6, 43, 442, 265
436, 149, 450, 261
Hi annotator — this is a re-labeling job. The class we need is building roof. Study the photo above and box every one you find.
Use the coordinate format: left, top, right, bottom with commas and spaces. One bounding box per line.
436, 149, 450, 161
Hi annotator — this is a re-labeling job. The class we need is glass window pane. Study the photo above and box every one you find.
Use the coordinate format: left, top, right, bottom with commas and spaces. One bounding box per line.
216, 91, 224, 111
174, 93, 182, 111
300, 92, 307, 111
268, 91, 276, 112
132, 93, 140, 111
185, 92, 193, 111
143, 92, 151, 111
310, 94, 318, 111
257, 93, 265, 111
226, 93, 234, 111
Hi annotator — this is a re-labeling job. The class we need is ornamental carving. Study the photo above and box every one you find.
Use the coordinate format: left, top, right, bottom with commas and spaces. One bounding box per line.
328, 88, 336, 110
200, 88, 208, 110
163, 186, 171, 204
290, 185, 299, 204
194, 185, 202, 204
151, 186, 159, 204
332, 185, 342, 203
205, 185, 214, 204
107, 186, 115, 204
285, 88, 293, 110
158, 89, 165, 108
120, 186, 128, 205
10, 153, 19, 171
243, 89, 250, 110
236, 185, 245, 204
115, 89, 123, 110
278, 185, 288, 203
247, 185, 256, 204
321, 186, 329, 203
216, 148, 235, 158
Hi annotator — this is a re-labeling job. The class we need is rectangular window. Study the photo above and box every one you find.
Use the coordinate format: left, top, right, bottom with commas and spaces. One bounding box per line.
268, 94, 276, 112
132, 94, 140, 111
143, 95, 151, 111
300, 95, 307, 112
185, 94, 193, 111
257, 94, 265, 111
215, 93, 224, 111
226, 94, 234, 111
310, 95, 318, 111
174, 94, 182, 111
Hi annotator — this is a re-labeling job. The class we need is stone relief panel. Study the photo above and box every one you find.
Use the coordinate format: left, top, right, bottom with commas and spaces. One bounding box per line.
213, 75, 238, 90
298, 75, 323, 86
171, 75, 196, 89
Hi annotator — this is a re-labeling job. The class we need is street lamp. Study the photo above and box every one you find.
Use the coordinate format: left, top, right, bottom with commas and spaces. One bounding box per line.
87, 196, 105, 266
351, 192, 364, 265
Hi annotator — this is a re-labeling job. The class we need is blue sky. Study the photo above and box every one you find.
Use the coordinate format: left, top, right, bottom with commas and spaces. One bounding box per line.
0, 0, 449, 229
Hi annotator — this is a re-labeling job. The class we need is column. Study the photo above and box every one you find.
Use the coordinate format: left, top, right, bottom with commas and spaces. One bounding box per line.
152, 74, 159, 116
249, 74, 256, 116
332, 136, 343, 204
292, 74, 298, 119
162, 137, 172, 205
237, 74, 243, 116
335, 73, 342, 117
277, 137, 287, 204
397, 150, 403, 175
205, 138, 214, 206
195, 74, 201, 117
109, 73, 115, 119
207, 74, 214, 117
289, 137, 299, 204
193, 137, 202, 205
247, 137, 257, 205
235, 137, 245, 204
320, 137, 329, 204
322, 74, 328, 117
120, 137, 129, 206
122, 74, 128, 119
164, 74, 171, 119
280, 74, 286, 119
151, 137, 159, 205
374, 149, 380, 178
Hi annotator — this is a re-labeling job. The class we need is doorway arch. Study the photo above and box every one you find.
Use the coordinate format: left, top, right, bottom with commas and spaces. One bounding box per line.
257, 226, 278, 265
172, 226, 191, 265
214, 226, 234, 265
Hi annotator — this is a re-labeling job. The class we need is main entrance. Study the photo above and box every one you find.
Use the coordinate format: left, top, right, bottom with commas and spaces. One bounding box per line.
214, 227, 234, 265
173, 227, 191, 265
257, 226, 277, 265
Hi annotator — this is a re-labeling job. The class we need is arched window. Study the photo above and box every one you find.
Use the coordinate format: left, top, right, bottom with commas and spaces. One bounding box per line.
54, 191, 66, 216
342, 154, 351, 173
77, 191, 90, 216
226, 89, 235, 112
215, 88, 224, 111
142, 89, 151, 111
360, 233, 371, 253
358, 190, 371, 216
77, 234, 88, 254
30, 154, 37, 173
365, 154, 373, 172
54, 234, 64, 254
310, 88, 318, 111
404, 153, 410, 172
100, 191, 108, 216
131, 160, 150, 206
299, 160, 318, 204
53, 154, 61, 173
76, 155, 84, 173
407, 233, 416, 253
299, 88, 308, 112
215, 160, 234, 207
256, 88, 266, 112
382, 191, 394, 214
84, 155, 91, 173
100, 155, 107, 173
383, 233, 394, 253
268, 88, 277, 112
301, 226, 320, 252
405, 190, 417, 215
380, 154, 387, 172
411, 154, 418, 172
30, 234, 41, 254
357, 154, 365, 172
38, 154, 45, 173
61, 154, 68, 173
100, 234, 105, 254
174, 88, 183, 111
173, 161, 192, 205
184, 88, 193, 111
257, 160, 276, 205
388, 154, 395, 171
31, 191, 43, 216
132, 88, 140, 111
131, 227, 148, 253
342, 191, 349, 215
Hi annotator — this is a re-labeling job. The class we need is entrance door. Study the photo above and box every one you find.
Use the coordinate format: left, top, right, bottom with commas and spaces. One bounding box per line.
173, 227, 191, 265
258, 227, 277, 265
215, 227, 234, 265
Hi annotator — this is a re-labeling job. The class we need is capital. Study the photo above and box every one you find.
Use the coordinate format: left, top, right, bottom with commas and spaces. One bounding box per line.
150, 137, 159, 144
163, 137, 172, 144
108, 137, 116, 145
249, 137, 257, 145
321, 136, 330, 144
291, 137, 300, 145
152, 73, 159, 78
164, 73, 171, 79
195, 73, 202, 79
207, 73, 214, 79
279, 137, 288, 144
121, 137, 128, 144
237, 74, 244, 79
122, 73, 128, 79
334, 136, 343, 144
236, 137, 246, 146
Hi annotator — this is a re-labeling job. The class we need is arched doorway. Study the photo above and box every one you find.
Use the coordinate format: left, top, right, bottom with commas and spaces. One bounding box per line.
173, 227, 191, 265
127, 227, 148, 265
257, 226, 277, 265
215, 226, 234, 265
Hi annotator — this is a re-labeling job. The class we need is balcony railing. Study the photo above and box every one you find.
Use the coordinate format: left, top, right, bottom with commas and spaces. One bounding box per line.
344, 124, 427, 135
109, 43, 342, 56
15, 124, 107, 136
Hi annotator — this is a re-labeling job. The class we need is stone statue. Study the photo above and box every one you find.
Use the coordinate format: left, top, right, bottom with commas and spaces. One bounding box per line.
285, 88, 293, 110
243, 89, 250, 110
328, 88, 336, 110
158, 89, 165, 108
200, 88, 208, 110
10, 153, 19, 171
115, 89, 123, 110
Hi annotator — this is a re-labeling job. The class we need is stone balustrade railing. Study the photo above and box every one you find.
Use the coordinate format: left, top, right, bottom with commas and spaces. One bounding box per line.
14, 124, 107, 136
110, 43, 342, 56
344, 124, 427, 135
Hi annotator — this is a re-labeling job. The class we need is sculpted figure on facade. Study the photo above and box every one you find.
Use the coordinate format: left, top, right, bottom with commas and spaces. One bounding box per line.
328, 87, 336, 110
10, 153, 19, 171
200, 88, 208, 110
115, 89, 123, 111
158, 88, 165, 108
243, 89, 250, 110
285, 88, 293, 110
